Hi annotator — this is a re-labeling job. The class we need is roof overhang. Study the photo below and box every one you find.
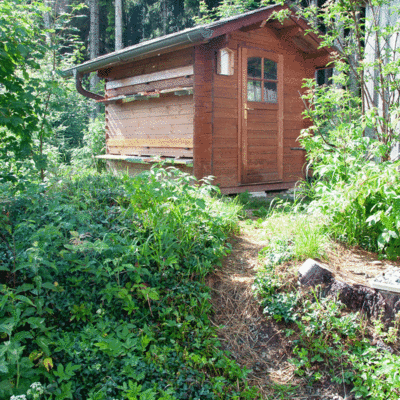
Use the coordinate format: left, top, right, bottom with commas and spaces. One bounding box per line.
61, 3, 334, 78
60, 26, 215, 78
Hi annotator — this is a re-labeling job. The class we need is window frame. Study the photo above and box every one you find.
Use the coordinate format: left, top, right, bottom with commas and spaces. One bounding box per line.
247, 56, 278, 104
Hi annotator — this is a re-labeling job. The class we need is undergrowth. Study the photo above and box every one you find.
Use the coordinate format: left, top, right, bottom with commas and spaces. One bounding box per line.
250, 199, 400, 399
0, 167, 258, 400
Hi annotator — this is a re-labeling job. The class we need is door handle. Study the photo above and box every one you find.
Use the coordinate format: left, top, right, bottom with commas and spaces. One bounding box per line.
244, 104, 253, 120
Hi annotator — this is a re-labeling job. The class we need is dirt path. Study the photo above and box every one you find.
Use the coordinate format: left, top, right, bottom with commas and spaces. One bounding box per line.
207, 225, 355, 400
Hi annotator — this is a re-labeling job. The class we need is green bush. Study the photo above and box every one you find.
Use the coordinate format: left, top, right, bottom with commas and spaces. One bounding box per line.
349, 345, 400, 399
299, 81, 400, 259
306, 161, 400, 258
0, 167, 258, 399
71, 115, 106, 171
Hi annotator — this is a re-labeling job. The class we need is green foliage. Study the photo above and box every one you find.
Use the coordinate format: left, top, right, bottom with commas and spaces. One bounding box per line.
288, 296, 400, 398
349, 345, 400, 399
71, 115, 106, 171
193, 0, 259, 25
290, 297, 360, 378
260, 238, 295, 268
274, 0, 400, 161
298, 68, 400, 260
0, 1, 46, 179
261, 291, 299, 323
250, 199, 327, 262
305, 159, 400, 258
253, 239, 298, 323
299, 81, 370, 185
269, 0, 400, 260
0, 167, 257, 399
0, 0, 95, 185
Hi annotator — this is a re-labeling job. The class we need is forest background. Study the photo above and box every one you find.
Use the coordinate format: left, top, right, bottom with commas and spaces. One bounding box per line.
0, 0, 263, 185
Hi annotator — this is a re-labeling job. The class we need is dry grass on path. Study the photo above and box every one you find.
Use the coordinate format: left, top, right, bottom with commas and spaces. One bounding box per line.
206, 228, 301, 399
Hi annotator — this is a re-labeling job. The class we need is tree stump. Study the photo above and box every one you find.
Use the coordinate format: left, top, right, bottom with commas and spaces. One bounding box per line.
298, 259, 400, 322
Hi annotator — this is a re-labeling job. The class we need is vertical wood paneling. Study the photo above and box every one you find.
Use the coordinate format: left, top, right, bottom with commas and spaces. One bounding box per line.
193, 44, 213, 180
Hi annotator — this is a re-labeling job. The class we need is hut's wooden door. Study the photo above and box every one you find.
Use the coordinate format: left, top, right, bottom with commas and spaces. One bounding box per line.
239, 47, 283, 185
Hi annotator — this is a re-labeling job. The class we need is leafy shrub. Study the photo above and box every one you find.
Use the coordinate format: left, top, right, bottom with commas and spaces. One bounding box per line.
0, 167, 258, 399
290, 297, 360, 380
253, 238, 299, 323
299, 79, 400, 259
306, 161, 400, 258
349, 345, 400, 399
261, 292, 299, 323
260, 238, 295, 268
71, 115, 106, 171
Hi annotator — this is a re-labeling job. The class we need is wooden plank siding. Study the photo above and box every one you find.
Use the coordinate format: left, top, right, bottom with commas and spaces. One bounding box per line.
191, 27, 311, 190
193, 44, 214, 179
209, 40, 240, 188
106, 93, 194, 158
102, 48, 195, 159
99, 48, 194, 81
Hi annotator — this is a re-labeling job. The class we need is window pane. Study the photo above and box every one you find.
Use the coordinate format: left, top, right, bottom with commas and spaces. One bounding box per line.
264, 81, 277, 103
247, 80, 262, 102
264, 59, 277, 80
316, 68, 333, 86
248, 57, 261, 78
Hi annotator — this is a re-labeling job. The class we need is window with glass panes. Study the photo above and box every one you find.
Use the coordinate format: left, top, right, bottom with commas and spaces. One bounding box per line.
247, 57, 278, 103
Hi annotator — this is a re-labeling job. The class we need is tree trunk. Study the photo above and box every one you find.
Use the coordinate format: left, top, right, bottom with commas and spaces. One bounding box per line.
44, 0, 51, 45
162, 0, 167, 36
115, 0, 123, 51
89, 0, 100, 117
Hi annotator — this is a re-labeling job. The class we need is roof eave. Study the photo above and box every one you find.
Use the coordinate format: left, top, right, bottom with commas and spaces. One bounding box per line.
60, 27, 214, 78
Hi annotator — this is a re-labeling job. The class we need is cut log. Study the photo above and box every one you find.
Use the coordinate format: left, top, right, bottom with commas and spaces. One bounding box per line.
298, 258, 334, 287
298, 259, 400, 322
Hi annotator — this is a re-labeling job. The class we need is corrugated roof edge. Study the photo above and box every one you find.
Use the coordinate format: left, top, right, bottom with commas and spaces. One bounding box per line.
60, 4, 278, 78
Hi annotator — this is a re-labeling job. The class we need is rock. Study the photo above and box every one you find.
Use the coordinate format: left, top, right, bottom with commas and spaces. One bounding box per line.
298, 258, 334, 287
371, 266, 400, 293
376, 339, 394, 354
331, 395, 344, 400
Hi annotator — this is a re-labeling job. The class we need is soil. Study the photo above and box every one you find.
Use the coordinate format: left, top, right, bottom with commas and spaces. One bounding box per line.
206, 220, 400, 400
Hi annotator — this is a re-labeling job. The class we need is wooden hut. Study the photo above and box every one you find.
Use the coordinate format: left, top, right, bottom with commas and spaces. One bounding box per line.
62, 4, 332, 194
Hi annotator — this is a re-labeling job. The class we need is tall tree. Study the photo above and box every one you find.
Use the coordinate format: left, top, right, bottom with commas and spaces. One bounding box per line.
89, 0, 100, 91
115, 0, 123, 50
89, 0, 100, 117
162, 0, 167, 35
44, 0, 52, 44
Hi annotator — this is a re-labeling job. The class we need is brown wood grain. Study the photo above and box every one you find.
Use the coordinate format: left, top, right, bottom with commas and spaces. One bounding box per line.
106, 65, 193, 90
193, 43, 213, 180
247, 122, 278, 131
101, 48, 194, 80
107, 76, 194, 97
107, 146, 193, 158
107, 137, 193, 148
107, 124, 193, 139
